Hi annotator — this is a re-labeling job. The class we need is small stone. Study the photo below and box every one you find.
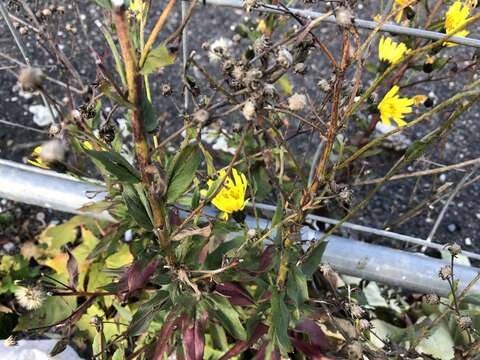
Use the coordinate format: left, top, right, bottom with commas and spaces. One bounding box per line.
465, 237, 472, 246
3, 242, 16, 253
447, 223, 457, 233
439, 174, 446, 182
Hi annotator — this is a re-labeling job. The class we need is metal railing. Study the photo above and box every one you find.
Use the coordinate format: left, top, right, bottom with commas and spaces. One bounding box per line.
1, 159, 480, 299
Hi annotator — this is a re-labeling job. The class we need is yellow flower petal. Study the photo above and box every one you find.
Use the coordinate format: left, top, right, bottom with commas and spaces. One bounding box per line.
202, 167, 249, 220
378, 85, 417, 127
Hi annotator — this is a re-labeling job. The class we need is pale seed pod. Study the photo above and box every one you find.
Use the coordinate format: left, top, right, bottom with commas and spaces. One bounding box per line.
18, 66, 45, 92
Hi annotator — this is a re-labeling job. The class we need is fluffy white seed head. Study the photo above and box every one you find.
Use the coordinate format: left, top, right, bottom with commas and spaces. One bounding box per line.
288, 93, 307, 111
15, 286, 45, 311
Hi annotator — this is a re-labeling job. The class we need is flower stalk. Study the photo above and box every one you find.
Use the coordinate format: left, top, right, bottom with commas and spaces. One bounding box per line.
112, 4, 174, 265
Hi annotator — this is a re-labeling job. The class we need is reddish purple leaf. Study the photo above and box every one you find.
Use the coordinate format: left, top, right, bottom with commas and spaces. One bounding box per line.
118, 258, 159, 296
219, 323, 268, 360
254, 342, 267, 360
258, 245, 274, 273
215, 282, 254, 306
153, 311, 181, 360
182, 312, 208, 360
291, 338, 333, 360
66, 249, 78, 291
169, 208, 182, 226
295, 319, 331, 351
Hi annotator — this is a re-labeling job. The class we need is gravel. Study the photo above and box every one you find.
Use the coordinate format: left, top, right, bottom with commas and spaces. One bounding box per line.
0, 0, 479, 256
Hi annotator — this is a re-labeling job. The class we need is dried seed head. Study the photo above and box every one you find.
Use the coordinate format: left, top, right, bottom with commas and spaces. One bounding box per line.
457, 316, 472, 330
242, 100, 256, 121
243, 0, 257, 12
358, 319, 371, 331
19, 26, 28, 35
293, 63, 307, 74
439, 265, 452, 280
335, 7, 354, 27
15, 286, 45, 311
288, 93, 307, 111
448, 243, 462, 256
99, 124, 116, 144
161, 83, 172, 96
18, 66, 45, 92
222, 59, 235, 75
345, 341, 363, 360
339, 187, 352, 203
277, 48, 293, 68
262, 83, 278, 99
41, 8, 52, 17
193, 109, 210, 124
209, 38, 232, 63
317, 78, 331, 92
247, 228, 256, 238
38, 139, 67, 164
319, 263, 332, 275
4, 335, 17, 347
253, 35, 271, 54
57, 5, 65, 13
244, 68, 263, 90
48, 123, 62, 137
423, 293, 440, 305
232, 65, 245, 81
349, 303, 365, 319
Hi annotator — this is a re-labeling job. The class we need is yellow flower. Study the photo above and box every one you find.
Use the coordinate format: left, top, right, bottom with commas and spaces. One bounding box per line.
444, 1, 470, 46
129, 0, 145, 21
27, 146, 50, 169
202, 168, 248, 220
379, 36, 410, 65
394, 0, 413, 23
377, 86, 414, 127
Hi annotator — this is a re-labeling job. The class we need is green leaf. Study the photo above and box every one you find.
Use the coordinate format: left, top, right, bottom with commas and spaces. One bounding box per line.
302, 240, 328, 279
122, 184, 153, 230
86, 150, 140, 183
93, 0, 111, 9
286, 267, 309, 306
140, 45, 176, 76
142, 93, 158, 132
128, 291, 168, 336
207, 294, 247, 341
166, 144, 202, 203
112, 348, 124, 360
271, 290, 292, 354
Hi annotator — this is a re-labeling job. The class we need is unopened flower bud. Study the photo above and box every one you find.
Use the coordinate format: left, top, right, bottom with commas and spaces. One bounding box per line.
288, 93, 307, 111
18, 66, 45, 92
247, 228, 256, 238
242, 100, 256, 120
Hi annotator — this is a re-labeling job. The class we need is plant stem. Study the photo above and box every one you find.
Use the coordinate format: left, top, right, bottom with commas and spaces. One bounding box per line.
112, 5, 174, 265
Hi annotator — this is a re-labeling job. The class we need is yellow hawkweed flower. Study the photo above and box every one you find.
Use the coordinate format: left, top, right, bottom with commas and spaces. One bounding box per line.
377, 86, 414, 127
394, 0, 413, 23
444, 1, 470, 47
27, 146, 49, 169
129, 0, 145, 21
379, 36, 410, 65
202, 168, 248, 220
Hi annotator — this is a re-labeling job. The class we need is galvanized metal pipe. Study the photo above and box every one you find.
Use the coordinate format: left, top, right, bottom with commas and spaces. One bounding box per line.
202, 0, 480, 48
0, 159, 479, 298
